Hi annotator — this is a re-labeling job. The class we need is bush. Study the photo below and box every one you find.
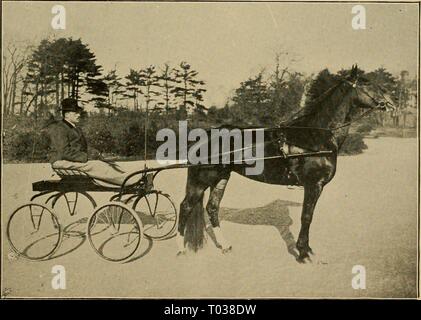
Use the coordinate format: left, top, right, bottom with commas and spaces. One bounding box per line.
3, 112, 371, 162
3, 115, 50, 162
339, 133, 367, 155
356, 123, 374, 134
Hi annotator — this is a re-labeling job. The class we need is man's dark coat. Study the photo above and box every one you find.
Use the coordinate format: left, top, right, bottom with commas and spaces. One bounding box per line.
47, 120, 88, 163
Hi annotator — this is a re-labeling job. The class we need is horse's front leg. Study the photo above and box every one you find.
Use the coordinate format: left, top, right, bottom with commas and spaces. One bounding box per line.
296, 182, 323, 263
206, 178, 232, 253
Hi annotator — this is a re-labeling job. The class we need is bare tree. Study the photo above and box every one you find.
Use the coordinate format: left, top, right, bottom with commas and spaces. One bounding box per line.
2, 42, 31, 115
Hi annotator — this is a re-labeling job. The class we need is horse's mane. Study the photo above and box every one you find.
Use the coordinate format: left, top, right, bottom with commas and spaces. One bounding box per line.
285, 69, 344, 125
304, 69, 342, 109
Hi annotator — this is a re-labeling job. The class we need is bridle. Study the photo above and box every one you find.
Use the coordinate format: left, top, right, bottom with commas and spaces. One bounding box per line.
345, 78, 393, 112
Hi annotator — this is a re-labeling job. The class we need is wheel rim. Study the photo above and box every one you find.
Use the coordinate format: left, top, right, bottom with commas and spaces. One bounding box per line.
132, 192, 178, 240
87, 203, 143, 262
7, 203, 62, 261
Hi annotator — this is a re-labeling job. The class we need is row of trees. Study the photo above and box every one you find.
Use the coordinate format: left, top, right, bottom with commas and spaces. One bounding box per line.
4, 37, 417, 126
3, 38, 207, 118
3, 39, 418, 162
89, 61, 207, 117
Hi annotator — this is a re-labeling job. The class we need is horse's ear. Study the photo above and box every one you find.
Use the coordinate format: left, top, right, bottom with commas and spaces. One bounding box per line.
350, 64, 358, 79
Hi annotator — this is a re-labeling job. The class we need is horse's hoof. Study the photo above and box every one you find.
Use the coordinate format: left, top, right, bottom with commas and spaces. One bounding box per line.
221, 246, 232, 254
176, 250, 186, 257
297, 254, 312, 264
305, 245, 314, 255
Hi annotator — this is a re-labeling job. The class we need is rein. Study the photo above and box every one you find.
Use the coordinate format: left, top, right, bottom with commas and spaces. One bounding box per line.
276, 107, 378, 132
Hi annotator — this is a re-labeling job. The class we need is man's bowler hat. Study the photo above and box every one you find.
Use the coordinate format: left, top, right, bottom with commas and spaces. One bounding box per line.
61, 98, 83, 113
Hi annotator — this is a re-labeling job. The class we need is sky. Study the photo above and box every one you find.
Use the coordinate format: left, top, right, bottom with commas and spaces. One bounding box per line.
3, 1, 419, 107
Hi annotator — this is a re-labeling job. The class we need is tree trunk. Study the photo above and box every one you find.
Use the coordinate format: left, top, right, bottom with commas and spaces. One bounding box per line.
3, 89, 8, 115
183, 78, 187, 114
75, 72, 79, 100
6, 78, 13, 115
34, 82, 39, 116
71, 79, 75, 98
165, 81, 169, 115
20, 84, 26, 114
10, 75, 17, 114
61, 73, 65, 101
40, 83, 44, 116
56, 75, 60, 114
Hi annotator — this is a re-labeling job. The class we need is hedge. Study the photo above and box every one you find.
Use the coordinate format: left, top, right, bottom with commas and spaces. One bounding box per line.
2, 112, 369, 163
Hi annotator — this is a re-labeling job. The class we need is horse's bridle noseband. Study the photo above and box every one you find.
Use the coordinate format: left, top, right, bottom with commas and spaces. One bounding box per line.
345, 79, 394, 112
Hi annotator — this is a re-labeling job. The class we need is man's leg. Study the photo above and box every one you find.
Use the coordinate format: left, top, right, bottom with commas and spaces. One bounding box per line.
52, 160, 131, 185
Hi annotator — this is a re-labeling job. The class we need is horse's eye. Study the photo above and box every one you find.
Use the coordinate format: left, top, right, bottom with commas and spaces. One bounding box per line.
379, 101, 385, 106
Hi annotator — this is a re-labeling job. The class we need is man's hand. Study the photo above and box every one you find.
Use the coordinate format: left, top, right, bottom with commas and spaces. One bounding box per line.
101, 158, 125, 173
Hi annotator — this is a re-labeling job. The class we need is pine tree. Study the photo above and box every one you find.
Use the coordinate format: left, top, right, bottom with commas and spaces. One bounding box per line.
231, 72, 270, 125
23, 37, 103, 116
124, 69, 143, 111
138, 65, 160, 113
156, 63, 176, 116
172, 61, 206, 118
103, 69, 125, 111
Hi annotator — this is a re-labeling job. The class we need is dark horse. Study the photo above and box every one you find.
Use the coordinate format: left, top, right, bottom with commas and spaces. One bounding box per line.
176, 65, 395, 263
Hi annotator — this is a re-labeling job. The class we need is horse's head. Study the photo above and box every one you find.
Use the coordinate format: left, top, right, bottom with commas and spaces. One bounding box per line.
345, 65, 396, 112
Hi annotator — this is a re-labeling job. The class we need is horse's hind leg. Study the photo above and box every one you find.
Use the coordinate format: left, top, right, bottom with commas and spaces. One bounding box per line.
296, 182, 323, 263
206, 178, 232, 253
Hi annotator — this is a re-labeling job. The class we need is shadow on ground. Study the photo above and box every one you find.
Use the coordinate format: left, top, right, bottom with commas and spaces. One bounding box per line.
206, 199, 301, 259
15, 217, 153, 261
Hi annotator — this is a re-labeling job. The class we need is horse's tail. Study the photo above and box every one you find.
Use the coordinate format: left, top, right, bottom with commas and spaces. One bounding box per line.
184, 192, 206, 252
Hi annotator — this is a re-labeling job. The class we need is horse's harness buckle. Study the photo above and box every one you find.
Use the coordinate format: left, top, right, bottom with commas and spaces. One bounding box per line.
277, 133, 288, 159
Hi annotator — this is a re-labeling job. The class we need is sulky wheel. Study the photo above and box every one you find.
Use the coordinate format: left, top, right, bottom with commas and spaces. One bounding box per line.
7, 203, 63, 261
131, 191, 178, 240
86, 202, 144, 263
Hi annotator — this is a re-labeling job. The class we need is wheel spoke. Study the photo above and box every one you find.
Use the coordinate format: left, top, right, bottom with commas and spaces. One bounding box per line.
87, 203, 143, 262
132, 193, 177, 239
116, 207, 124, 233
144, 195, 154, 216
7, 204, 62, 260
36, 206, 46, 231
29, 205, 37, 230
125, 225, 140, 247
153, 193, 159, 217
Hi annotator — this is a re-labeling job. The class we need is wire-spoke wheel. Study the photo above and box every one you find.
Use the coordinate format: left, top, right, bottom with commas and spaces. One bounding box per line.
7, 203, 63, 261
87, 202, 143, 263
132, 191, 178, 240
